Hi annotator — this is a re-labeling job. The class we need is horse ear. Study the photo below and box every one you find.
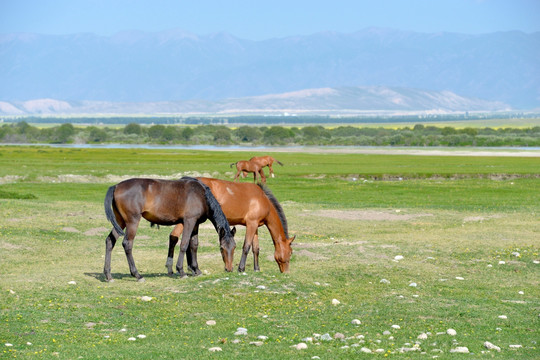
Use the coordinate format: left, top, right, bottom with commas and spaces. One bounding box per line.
219, 227, 226, 238
230, 226, 236, 236
289, 235, 296, 244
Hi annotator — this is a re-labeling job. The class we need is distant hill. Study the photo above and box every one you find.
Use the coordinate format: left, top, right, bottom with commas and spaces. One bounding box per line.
0, 86, 510, 115
1, 28, 539, 109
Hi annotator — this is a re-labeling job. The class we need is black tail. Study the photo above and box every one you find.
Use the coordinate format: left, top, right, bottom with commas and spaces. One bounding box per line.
277, 160, 284, 166
104, 185, 125, 236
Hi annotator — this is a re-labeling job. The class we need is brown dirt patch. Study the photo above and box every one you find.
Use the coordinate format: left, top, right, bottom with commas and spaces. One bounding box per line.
84, 227, 109, 236
62, 227, 80, 233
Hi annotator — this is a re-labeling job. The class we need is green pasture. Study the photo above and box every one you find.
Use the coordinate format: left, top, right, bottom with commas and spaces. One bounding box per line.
1, 146, 539, 359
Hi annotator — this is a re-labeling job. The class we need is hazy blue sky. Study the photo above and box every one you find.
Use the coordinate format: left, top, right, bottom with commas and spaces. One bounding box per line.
1, 0, 539, 40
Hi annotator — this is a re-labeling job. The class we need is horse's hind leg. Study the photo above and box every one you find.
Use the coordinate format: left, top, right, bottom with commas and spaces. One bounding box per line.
122, 220, 143, 281
166, 224, 183, 275
103, 229, 120, 282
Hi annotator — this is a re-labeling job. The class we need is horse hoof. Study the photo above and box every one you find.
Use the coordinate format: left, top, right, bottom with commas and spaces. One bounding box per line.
106, 278, 115, 283
137, 277, 146, 283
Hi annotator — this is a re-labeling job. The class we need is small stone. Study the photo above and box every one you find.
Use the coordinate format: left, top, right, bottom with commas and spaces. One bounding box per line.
231, 339, 241, 344
392, 324, 401, 330
509, 344, 522, 349
137, 334, 146, 339
206, 320, 216, 326
250, 341, 263, 346
499, 261, 506, 265
293, 342, 308, 350
533, 260, 539, 264
311, 357, 320, 359
256, 285, 266, 290
498, 315, 508, 320
518, 291, 524, 295
455, 277, 464, 280
208, 347, 222, 352
68, 281, 77, 285
320, 333, 332, 341
417, 333, 428, 340
375, 349, 385, 353
484, 341, 501, 352
360, 347, 372, 353
394, 255, 404, 261
257, 335, 268, 340
351, 319, 361, 325
511, 252, 520, 257
383, 330, 391, 335
128, 337, 136, 341
26, 342, 32, 345
487, 264, 493, 267
446, 329, 457, 336
409, 282, 418, 287
302, 337, 313, 343
140, 296, 153, 302
119, 328, 127, 332
340, 345, 350, 349
380, 279, 390, 284
332, 299, 341, 305
5, 343, 13, 347
334, 332, 345, 339
450, 347, 469, 353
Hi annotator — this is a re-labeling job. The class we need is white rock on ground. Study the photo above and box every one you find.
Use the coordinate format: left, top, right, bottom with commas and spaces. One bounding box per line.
498, 315, 508, 319
351, 319, 361, 325
320, 333, 332, 341
409, 282, 418, 287
484, 341, 501, 352
392, 325, 401, 330
293, 343, 308, 350
394, 255, 404, 261
417, 333, 428, 340
140, 296, 153, 302
509, 344, 522, 349
334, 333, 345, 339
208, 347, 222, 352
450, 347, 469, 353
360, 347, 372, 353
250, 341, 263, 346
206, 320, 216, 326
380, 279, 391, 284
446, 329, 457, 336
332, 299, 341, 305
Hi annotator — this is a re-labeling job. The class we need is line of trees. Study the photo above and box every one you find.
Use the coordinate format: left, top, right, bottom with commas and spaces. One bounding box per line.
1, 122, 540, 147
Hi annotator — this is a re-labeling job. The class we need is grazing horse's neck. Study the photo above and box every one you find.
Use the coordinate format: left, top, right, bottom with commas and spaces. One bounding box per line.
265, 206, 287, 245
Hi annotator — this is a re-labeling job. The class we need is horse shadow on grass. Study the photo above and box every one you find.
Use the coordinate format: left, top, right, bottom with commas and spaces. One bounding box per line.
85, 272, 181, 283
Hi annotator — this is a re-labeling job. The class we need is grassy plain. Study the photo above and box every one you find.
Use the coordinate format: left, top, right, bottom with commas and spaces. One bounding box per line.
0, 146, 539, 359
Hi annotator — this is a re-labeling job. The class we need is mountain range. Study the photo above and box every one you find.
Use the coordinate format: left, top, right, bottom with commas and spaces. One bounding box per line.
0, 86, 510, 116
1, 28, 539, 113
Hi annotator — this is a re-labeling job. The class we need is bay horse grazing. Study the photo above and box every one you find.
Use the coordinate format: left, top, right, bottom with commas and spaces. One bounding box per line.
249, 155, 284, 178
230, 160, 266, 183
103, 177, 236, 282
166, 177, 295, 274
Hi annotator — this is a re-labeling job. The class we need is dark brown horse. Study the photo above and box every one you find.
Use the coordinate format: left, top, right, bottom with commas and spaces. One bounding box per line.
249, 155, 284, 178
104, 177, 236, 282
166, 177, 295, 274
230, 160, 266, 183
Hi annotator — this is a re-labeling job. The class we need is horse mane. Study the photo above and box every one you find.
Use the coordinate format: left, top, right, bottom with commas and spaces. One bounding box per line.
181, 177, 233, 239
257, 183, 289, 238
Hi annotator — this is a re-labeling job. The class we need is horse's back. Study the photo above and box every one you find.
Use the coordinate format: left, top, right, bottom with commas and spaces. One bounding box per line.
199, 177, 270, 223
114, 178, 206, 224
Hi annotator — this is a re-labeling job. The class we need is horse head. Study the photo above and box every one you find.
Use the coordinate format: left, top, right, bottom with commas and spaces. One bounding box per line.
274, 235, 295, 273
219, 226, 236, 272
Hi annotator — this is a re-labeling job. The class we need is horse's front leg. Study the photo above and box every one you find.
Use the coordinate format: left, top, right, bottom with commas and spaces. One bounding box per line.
103, 229, 120, 282
238, 222, 257, 272
187, 224, 202, 276
166, 224, 183, 275
175, 219, 195, 278
252, 228, 260, 272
